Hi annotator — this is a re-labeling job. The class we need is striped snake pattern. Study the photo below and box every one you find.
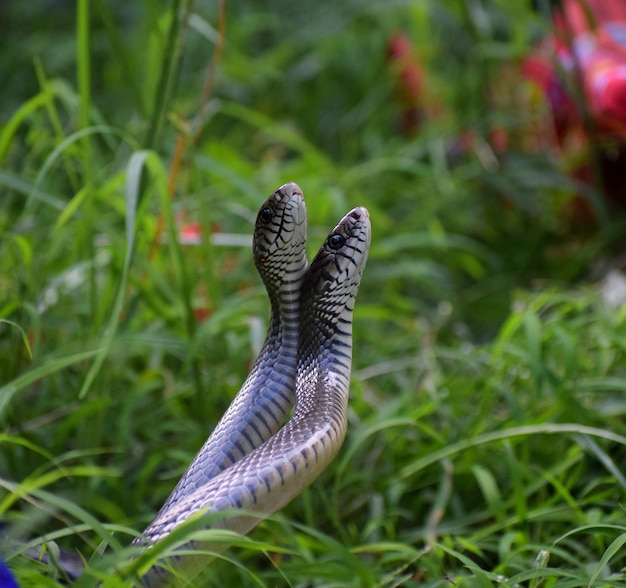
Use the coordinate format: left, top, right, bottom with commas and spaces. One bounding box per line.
139, 188, 371, 586
154, 183, 308, 514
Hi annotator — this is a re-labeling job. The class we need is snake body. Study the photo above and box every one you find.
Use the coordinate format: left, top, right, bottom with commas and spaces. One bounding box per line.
156, 183, 307, 513
140, 206, 371, 586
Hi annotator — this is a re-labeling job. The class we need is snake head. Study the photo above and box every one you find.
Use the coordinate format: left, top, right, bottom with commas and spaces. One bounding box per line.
304, 206, 371, 302
253, 182, 308, 293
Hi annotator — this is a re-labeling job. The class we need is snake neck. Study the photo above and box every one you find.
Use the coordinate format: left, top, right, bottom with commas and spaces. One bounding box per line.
265, 247, 308, 323
260, 248, 308, 362
260, 246, 307, 366
295, 288, 356, 401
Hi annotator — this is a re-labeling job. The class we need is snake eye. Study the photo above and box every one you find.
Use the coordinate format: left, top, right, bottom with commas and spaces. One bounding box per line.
260, 208, 273, 222
329, 234, 345, 250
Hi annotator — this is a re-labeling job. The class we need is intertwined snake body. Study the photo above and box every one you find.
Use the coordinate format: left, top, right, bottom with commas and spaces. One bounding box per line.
156, 183, 308, 513
140, 189, 371, 586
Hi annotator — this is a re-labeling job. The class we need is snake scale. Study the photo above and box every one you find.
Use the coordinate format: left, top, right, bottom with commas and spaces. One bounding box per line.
139, 185, 371, 586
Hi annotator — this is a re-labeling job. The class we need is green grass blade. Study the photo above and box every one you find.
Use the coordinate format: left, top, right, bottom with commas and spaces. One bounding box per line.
77, 150, 152, 398
401, 424, 626, 479
0, 350, 101, 419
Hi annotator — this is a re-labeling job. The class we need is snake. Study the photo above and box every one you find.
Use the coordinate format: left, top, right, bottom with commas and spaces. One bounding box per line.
139, 205, 371, 586
155, 182, 308, 514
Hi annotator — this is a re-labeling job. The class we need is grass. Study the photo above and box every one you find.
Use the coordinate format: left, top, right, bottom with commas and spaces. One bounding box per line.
1, 0, 626, 585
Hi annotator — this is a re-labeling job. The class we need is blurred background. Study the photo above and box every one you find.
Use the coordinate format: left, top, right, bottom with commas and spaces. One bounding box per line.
1, 0, 626, 585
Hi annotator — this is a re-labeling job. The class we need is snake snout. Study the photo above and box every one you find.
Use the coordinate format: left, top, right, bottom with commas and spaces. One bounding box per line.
349, 206, 369, 220
277, 181, 303, 200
